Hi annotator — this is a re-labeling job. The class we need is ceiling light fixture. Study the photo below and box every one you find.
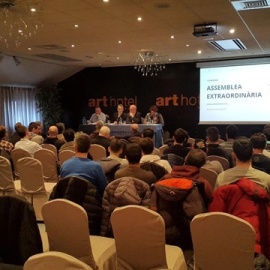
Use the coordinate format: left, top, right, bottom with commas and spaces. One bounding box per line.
134, 51, 166, 76
0, 0, 43, 48
137, 17, 142, 21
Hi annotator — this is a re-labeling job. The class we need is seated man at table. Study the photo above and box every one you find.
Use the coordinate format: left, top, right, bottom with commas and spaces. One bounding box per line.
112, 104, 127, 124
60, 132, 108, 196
89, 106, 106, 123
126, 105, 142, 124
143, 105, 164, 125
115, 143, 156, 185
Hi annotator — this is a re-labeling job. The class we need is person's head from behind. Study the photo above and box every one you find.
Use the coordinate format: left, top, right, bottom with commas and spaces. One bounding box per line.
142, 128, 154, 139
233, 137, 253, 162
109, 139, 123, 156
251, 133, 266, 150
17, 125, 28, 139
125, 143, 142, 164
131, 124, 139, 133
173, 128, 189, 144
99, 126, 110, 138
95, 120, 104, 132
206, 126, 220, 143
63, 128, 75, 142
0, 126, 7, 140
56, 123, 65, 134
28, 122, 41, 135
140, 137, 154, 155
226, 125, 238, 140
185, 149, 206, 168
74, 132, 90, 153
48, 126, 58, 137
14, 122, 22, 132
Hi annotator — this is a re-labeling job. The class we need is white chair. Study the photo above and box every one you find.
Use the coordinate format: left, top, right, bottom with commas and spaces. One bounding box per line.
89, 144, 106, 161
41, 144, 58, 157
159, 144, 169, 156
206, 155, 230, 170
0, 156, 21, 195
34, 148, 59, 182
58, 150, 75, 166
111, 205, 187, 270
24, 251, 93, 270
42, 199, 116, 270
199, 167, 218, 190
191, 212, 256, 270
17, 157, 56, 220
10, 148, 31, 179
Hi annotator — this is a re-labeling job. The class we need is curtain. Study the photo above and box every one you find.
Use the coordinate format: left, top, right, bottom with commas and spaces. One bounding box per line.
0, 86, 42, 135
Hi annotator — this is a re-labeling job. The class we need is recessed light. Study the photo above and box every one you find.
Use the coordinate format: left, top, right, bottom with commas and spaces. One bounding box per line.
171, 35, 174, 39
186, 44, 190, 47
74, 24, 79, 28
229, 29, 235, 34
18, 30, 23, 33
103, 0, 109, 2
198, 50, 202, 54
30, 8, 36, 12
137, 17, 142, 21
117, 57, 119, 60
28, 48, 32, 51
118, 40, 122, 44
169, 58, 171, 61
71, 44, 75, 48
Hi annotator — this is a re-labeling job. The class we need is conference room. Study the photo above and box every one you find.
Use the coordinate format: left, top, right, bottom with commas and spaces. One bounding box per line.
1, 0, 270, 269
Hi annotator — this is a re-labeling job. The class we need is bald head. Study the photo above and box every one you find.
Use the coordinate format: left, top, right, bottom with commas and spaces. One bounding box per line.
48, 126, 58, 137
131, 124, 139, 132
99, 126, 110, 138
130, 105, 137, 115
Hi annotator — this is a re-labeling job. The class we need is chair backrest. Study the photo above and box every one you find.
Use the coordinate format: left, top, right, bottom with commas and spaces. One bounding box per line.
58, 150, 75, 166
159, 144, 169, 156
199, 167, 218, 190
0, 156, 15, 195
89, 144, 106, 161
191, 212, 256, 270
111, 205, 168, 270
17, 157, 46, 194
41, 144, 58, 157
42, 199, 96, 268
11, 148, 31, 178
24, 251, 93, 270
34, 149, 58, 182
140, 162, 167, 181
161, 153, 184, 167
206, 155, 230, 170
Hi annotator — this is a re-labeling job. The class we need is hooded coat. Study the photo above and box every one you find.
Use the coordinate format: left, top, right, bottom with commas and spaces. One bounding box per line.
209, 178, 270, 259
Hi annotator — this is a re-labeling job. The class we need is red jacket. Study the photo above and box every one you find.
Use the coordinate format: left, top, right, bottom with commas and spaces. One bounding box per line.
209, 178, 270, 259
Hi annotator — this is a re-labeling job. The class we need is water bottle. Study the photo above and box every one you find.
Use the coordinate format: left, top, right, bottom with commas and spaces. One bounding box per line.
82, 116, 86, 124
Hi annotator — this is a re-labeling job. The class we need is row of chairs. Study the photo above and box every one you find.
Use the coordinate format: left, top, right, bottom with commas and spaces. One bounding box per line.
27, 199, 255, 270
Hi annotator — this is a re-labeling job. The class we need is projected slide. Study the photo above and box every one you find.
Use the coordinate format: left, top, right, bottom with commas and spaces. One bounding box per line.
199, 64, 270, 124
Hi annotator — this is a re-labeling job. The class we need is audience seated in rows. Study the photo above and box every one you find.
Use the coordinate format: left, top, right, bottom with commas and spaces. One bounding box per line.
193, 139, 223, 174
140, 137, 171, 173
59, 128, 75, 152
220, 124, 238, 149
28, 122, 43, 145
142, 127, 160, 156
15, 126, 42, 157
43, 126, 65, 151
215, 137, 270, 193
251, 133, 270, 174
91, 126, 111, 156
60, 132, 107, 197
0, 125, 14, 154
9, 122, 23, 146
115, 143, 156, 185
163, 149, 213, 202
163, 128, 190, 159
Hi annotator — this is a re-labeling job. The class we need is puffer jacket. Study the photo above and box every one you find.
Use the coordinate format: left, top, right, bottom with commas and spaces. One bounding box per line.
49, 176, 102, 235
209, 178, 270, 259
100, 177, 151, 237
150, 178, 206, 250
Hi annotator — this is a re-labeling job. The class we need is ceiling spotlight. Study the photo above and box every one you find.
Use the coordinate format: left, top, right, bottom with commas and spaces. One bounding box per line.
198, 50, 202, 54
171, 35, 174, 39
30, 8, 36, 12
12, 56, 21, 66
118, 40, 122, 44
137, 17, 142, 21
229, 29, 235, 34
